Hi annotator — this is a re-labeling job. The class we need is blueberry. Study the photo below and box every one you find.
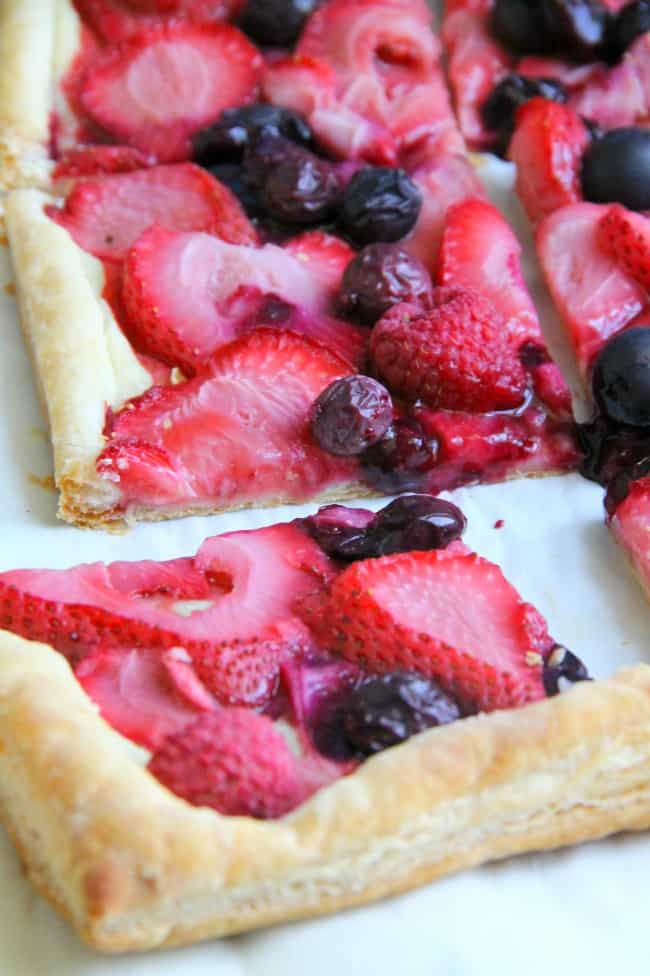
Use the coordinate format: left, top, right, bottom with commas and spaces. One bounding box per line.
206, 163, 263, 217
311, 375, 394, 456
244, 132, 297, 188
542, 645, 590, 695
581, 127, 650, 210
361, 418, 439, 492
339, 167, 422, 247
339, 244, 433, 326
541, 0, 609, 60
490, 0, 548, 53
592, 327, 650, 427
299, 504, 376, 561
578, 413, 650, 487
364, 494, 466, 556
237, 0, 319, 47
481, 74, 568, 152
192, 106, 312, 166
605, 0, 650, 60
260, 152, 341, 224
341, 672, 461, 756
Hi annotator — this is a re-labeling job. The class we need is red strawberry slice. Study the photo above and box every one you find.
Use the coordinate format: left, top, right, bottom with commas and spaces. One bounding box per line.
148, 708, 308, 818
569, 35, 650, 132
437, 198, 543, 347
537, 202, 647, 375
79, 22, 262, 162
596, 205, 650, 292
609, 474, 650, 589
121, 226, 365, 373
97, 329, 358, 508
47, 163, 257, 261
75, 0, 245, 43
75, 645, 217, 750
508, 98, 589, 226
282, 231, 355, 306
52, 145, 155, 180
299, 548, 552, 713
0, 523, 337, 664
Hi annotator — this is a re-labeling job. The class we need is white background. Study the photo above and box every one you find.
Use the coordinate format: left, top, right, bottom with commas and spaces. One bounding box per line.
1, 150, 650, 973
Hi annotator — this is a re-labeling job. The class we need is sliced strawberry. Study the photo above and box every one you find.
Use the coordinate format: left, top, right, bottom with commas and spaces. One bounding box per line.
437, 198, 543, 347
75, 645, 217, 750
508, 98, 589, 226
596, 205, 650, 292
0, 523, 337, 665
569, 35, 650, 131
121, 226, 364, 373
148, 708, 307, 817
52, 145, 155, 180
537, 202, 647, 375
47, 164, 257, 261
97, 329, 358, 509
370, 290, 529, 412
79, 22, 262, 162
299, 548, 552, 713
282, 231, 355, 306
74, 0, 244, 43
609, 474, 650, 589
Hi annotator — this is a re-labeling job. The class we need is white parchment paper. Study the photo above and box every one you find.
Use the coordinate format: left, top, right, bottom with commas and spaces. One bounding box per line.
1, 155, 649, 976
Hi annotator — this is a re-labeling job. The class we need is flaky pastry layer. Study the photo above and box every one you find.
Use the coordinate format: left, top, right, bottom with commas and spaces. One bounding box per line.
2, 630, 650, 951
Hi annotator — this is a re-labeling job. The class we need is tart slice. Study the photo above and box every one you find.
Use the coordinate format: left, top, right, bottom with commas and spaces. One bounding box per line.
1, 492, 649, 952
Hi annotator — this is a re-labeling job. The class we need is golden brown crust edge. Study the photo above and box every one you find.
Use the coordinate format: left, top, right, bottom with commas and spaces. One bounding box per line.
3, 629, 650, 952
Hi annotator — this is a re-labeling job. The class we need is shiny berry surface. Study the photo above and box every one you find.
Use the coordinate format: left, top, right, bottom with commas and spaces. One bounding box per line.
578, 414, 650, 487
361, 418, 439, 492
341, 672, 461, 756
482, 74, 567, 150
192, 106, 311, 166
261, 153, 341, 225
311, 375, 393, 456
238, 0, 319, 47
541, 0, 609, 60
606, 0, 650, 60
581, 128, 650, 210
366, 494, 467, 556
542, 645, 591, 695
339, 244, 433, 326
299, 505, 376, 561
592, 327, 650, 427
339, 167, 422, 247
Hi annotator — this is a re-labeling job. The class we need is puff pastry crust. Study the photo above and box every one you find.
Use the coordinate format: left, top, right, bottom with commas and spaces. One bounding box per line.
2, 628, 650, 952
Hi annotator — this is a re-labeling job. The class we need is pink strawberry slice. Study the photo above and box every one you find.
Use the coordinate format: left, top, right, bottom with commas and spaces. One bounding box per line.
52, 145, 156, 180
569, 34, 650, 132
74, 0, 244, 43
0, 522, 337, 664
508, 98, 589, 226
596, 205, 650, 292
75, 645, 218, 750
437, 198, 543, 347
79, 22, 262, 162
97, 328, 358, 509
299, 547, 552, 713
121, 226, 365, 374
609, 474, 650, 592
47, 164, 257, 261
282, 231, 355, 307
537, 202, 647, 376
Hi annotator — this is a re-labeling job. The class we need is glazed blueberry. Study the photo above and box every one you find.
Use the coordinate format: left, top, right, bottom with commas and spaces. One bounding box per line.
260, 152, 341, 224
206, 163, 263, 217
192, 106, 311, 166
490, 0, 548, 53
541, 0, 609, 60
238, 0, 319, 47
339, 168, 422, 247
366, 494, 466, 556
339, 244, 433, 325
482, 74, 568, 150
361, 418, 439, 493
342, 672, 461, 756
299, 504, 376, 561
578, 414, 650, 486
311, 375, 394, 456
244, 133, 300, 188
543, 645, 590, 695
592, 327, 650, 427
606, 0, 650, 60
581, 128, 650, 210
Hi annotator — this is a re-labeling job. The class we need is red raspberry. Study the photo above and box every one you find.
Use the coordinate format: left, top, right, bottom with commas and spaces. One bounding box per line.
369, 288, 528, 412
148, 709, 304, 818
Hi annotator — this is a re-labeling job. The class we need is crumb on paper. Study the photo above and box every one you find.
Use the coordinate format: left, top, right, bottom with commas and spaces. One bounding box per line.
28, 474, 56, 493
3, 281, 15, 296
494, 519, 505, 529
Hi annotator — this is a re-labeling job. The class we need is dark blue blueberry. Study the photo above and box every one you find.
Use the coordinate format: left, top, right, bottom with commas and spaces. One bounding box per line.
237, 0, 320, 47
339, 244, 433, 326
581, 128, 650, 210
341, 672, 461, 756
192, 105, 312, 166
490, 0, 548, 53
339, 167, 422, 246
206, 163, 263, 217
482, 73, 568, 151
260, 151, 341, 224
543, 645, 591, 695
361, 418, 439, 493
311, 375, 394, 456
605, 0, 650, 61
299, 505, 376, 561
541, 0, 609, 60
364, 494, 466, 556
592, 327, 650, 427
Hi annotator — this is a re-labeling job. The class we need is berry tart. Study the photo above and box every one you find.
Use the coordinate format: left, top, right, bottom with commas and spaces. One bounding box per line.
442, 0, 650, 154
0, 493, 648, 952
2, 0, 577, 529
